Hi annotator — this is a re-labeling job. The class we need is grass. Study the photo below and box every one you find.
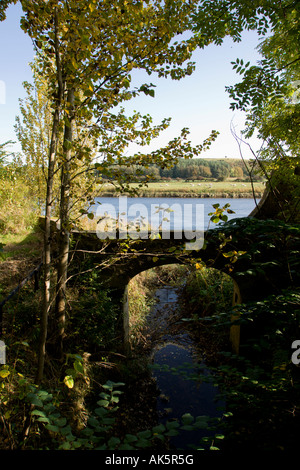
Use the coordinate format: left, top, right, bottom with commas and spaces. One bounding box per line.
0, 229, 43, 260
98, 179, 266, 197
0, 227, 43, 298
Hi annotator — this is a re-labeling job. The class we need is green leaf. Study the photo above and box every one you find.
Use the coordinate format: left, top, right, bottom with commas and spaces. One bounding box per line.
27, 393, 43, 407
60, 424, 73, 436
87, 416, 99, 428
111, 396, 120, 403
108, 436, 121, 449
74, 360, 84, 374
97, 399, 110, 407
37, 390, 53, 402
152, 424, 166, 434
124, 434, 138, 443
166, 420, 180, 430
180, 424, 194, 431
60, 442, 72, 450
119, 444, 135, 450
37, 416, 51, 424
94, 407, 107, 417
135, 438, 151, 448
102, 417, 115, 426
46, 424, 60, 433
102, 380, 116, 390
111, 381, 125, 388
31, 409, 47, 418
181, 413, 194, 425
95, 444, 108, 450
195, 416, 209, 429
137, 429, 152, 439
53, 417, 67, 427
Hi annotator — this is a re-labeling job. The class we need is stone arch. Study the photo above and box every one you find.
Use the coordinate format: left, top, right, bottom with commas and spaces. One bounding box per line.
122, 262, 242, 356
43, 212, 298, 358
68, 223, 277, 357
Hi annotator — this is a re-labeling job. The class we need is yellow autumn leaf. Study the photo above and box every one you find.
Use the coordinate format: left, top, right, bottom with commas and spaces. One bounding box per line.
64, 375, 74, 388
0, 369, 10, 378
71, 57, 78, 70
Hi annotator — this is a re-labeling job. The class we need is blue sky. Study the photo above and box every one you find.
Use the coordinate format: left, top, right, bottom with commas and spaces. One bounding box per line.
0, 2, 263, 159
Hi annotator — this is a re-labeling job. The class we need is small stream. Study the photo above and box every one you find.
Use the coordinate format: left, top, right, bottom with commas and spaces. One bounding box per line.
148, 286, 224, 450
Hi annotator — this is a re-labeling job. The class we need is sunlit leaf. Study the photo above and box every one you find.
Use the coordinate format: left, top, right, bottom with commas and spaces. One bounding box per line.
64, 375, 74, 389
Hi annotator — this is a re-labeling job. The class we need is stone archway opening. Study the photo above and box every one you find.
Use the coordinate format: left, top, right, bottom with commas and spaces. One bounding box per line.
124, 264, 241, 355
169, 265, 240, 355
126, 264, 188, 352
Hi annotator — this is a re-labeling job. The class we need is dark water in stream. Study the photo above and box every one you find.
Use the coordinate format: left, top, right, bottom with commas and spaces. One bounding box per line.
148, 286, 225, 450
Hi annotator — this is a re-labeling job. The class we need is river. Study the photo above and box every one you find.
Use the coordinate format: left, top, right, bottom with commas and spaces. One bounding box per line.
91, 197, 259, 233
146, 285, 225, 450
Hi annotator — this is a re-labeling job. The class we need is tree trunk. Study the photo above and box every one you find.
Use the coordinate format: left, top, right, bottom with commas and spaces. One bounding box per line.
36, 98, 61, 384
35, 8, 63, 384
55, 87, 75, 357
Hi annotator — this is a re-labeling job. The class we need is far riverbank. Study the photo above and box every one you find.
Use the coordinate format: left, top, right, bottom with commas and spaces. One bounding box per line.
97, 180, 265, 199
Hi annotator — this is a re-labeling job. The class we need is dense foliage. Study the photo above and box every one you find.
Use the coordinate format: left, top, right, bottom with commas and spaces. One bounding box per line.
106, 158, 263, 183
0, 0, 299, 452
0, 142, 38, 234
177, 218, 300, 451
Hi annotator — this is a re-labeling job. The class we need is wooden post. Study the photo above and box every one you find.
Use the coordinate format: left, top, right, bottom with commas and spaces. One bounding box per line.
230, 280, 241, 355
0, 304, 2, 337
34, 269, 39, 291
0, 340, 6, 364
122, 284, 131, 356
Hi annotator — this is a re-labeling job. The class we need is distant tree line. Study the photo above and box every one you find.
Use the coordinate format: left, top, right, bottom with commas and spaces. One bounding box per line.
108, 158, 264, 182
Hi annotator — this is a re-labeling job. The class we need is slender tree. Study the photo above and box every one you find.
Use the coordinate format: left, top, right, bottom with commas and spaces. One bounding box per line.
16, 0, 219, 369
36, 7, 65, 382
15, 61, 55, 207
